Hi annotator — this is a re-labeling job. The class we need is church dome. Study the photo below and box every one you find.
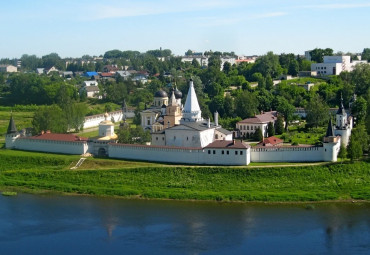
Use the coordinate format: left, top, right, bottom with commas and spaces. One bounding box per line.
174, 88, 182, 99
154, 90, 168, 98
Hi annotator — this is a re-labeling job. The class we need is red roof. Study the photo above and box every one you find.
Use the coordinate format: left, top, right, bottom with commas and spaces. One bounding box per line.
205, 140, 250, 149
258, 136, 283, 146
23, 133, 88, 142
238, 111, 277, 124
100, 72, 114, 77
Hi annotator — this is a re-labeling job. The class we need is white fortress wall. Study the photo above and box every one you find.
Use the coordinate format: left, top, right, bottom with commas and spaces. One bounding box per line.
250, 146, 327, 162
14, 139, 88, 155
84, 110, 123, 129
108, 144, 249, 166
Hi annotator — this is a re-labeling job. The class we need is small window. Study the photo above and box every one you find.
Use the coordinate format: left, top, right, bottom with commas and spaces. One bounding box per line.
240, 151, 243, 155
174, 136, 176, 140
235, 151, 238, 155
156, 137, 158, 140
251, 126, 253, 130
247, 126, 249, 130
227, 151, 229, 155
162, 137, 164, 140
222, 150, 224, 154
213, 150, 216, 154
187, 137, 189, 141
208, 150, 211, 154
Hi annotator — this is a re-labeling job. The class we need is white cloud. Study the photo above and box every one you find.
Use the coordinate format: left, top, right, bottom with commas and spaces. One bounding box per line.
303, 3, 370, 9
248, 12, 287, 19
84, 0, 244, 20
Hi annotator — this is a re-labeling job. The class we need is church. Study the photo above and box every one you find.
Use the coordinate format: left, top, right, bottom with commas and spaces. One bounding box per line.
5, 80, 350, 166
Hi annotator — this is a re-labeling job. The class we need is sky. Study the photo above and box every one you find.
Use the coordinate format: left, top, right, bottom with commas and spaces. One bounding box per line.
0, 0, 369, 58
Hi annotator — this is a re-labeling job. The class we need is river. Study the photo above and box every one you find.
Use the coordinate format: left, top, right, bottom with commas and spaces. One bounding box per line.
0, 194, 369, 255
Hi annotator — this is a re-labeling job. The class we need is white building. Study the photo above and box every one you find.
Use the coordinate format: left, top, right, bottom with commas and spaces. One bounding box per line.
0, 65, 17, 73
311, 56, 367, 75
236, 111, 278, 138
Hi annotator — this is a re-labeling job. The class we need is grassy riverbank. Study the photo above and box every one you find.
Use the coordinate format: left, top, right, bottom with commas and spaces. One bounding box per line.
0, 149, 369, 202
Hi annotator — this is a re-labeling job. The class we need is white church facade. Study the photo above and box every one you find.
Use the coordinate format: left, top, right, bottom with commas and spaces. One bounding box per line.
5, 80, 350, 166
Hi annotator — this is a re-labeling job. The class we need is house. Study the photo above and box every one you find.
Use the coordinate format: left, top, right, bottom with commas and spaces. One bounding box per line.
236, 111, 278, 138
44, 66, 59, 74
116, 71, 131, 80
100, 72, 115, 80
83, 71, 99, 79
103, 65, 120, 73
257, 136, 284, 146
0, 65, 17, 73
80, 80, 100, 99
36, 68, 45, 74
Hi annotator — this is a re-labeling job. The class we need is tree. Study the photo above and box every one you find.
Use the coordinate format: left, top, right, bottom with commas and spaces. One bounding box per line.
310, 48, 333, 63
288, 59, 299, 76
276, 97, 295, 131
32, 105, 68, 134
265, 74, 274, 90
347, 124, 369, 161
351, 97, 367, 123
253, 51, 282, 78
235, 90, 258, 119
253, 127, 263, 142
338, 144, 347, 163
117, 125, 151, 144
275, 115, 284, 135
361, 48, 370, 62
351, 63, 370, 96
305, 94, 329, 127
267, 122, 275, 137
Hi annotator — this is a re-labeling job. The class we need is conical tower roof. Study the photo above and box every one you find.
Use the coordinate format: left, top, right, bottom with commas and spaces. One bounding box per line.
337, 94, 346, 115
7, 115, 17, 134
182, 79, 202, 122
325, 117, 334, 137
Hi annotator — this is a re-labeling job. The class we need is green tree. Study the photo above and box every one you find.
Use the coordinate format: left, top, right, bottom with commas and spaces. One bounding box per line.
338, 144, 347, 163
253, 51, 282, 78
275, 115, 284, 135
361, 48, 370, 61
351, 97, 367, 123
235, 90, 258, 119
310, 48, 333, 63
276, 97, 295, 131
347, 124, 369, 160
305, 94, 329, 127
265, 74, 274, 90
267, 121, 275, 137
32, 105, 68, 134
253, 127, 263, 142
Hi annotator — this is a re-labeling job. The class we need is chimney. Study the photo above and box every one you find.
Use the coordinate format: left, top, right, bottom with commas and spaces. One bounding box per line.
46, 130, 51, 134
233, 139, 236, 145
167, 121, 170, 128
41, 130, 44, 134
207, 118, 210, 128
214, 111, 219, 126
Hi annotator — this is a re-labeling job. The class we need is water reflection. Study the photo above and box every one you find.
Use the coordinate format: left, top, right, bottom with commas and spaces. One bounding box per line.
0, 195, 369, 255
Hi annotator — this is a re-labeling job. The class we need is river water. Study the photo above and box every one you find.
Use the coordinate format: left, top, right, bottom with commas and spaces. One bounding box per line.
0, 194, 369, 255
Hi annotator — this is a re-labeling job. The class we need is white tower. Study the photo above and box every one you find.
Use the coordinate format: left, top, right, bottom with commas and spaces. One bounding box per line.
5, 115, 20, 149
334, 95, 352, 146
336, 95, 347, 129
99, 113, 115, 137
181, 79, 203, 123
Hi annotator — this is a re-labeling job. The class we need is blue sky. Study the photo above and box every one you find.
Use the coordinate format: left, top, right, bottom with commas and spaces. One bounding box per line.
1, 0, 369, 58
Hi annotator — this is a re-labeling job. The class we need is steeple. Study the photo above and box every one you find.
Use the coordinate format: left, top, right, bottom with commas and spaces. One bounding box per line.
170, 91, 177, 106
7, 115, 17, 134
336, 93, 346, 115
325, 117, 334, 137
181, 79, 202, 122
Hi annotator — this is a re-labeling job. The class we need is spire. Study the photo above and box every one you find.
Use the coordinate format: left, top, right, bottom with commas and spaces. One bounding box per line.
170, 91, 177, 106
325, 117, 334, 137
7, 115, 17, 134
182, 79, 202, 122
336, 93, 346, 115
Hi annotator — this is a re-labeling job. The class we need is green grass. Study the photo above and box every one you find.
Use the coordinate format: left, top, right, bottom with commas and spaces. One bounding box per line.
0, 149, 369, 202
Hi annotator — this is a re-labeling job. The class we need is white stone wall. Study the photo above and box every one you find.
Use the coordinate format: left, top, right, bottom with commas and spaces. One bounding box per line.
165, 128, 215, 148
108, 144, 249, 166
13, 138, 88, 155
84, 111, 123, 129
251, 146, 325, 162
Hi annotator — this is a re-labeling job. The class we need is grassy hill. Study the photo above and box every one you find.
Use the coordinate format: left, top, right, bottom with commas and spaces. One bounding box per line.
1, 149, 369, 202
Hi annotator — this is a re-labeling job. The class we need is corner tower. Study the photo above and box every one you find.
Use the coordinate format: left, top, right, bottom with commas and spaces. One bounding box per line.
5, 115, 19, 149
